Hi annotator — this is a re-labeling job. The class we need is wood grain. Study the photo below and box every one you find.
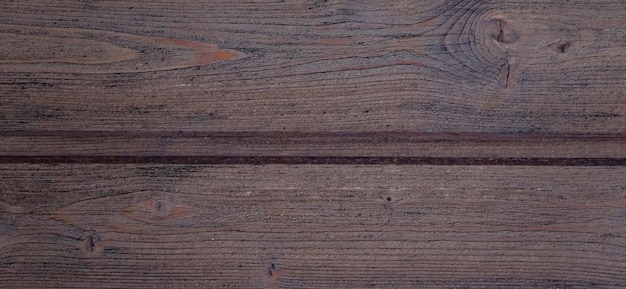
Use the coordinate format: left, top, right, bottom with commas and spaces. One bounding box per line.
2, 131, 626, 159
2, 164, 626, 288
1, 0, 624, 134
1, 1, 626, 288
0, 24, 244, 74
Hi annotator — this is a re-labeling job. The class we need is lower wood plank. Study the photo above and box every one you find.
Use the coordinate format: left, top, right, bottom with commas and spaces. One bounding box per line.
1, 164, 626, 288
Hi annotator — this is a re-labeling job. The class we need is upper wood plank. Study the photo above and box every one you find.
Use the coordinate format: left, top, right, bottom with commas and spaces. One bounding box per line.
1, 0, 624, 135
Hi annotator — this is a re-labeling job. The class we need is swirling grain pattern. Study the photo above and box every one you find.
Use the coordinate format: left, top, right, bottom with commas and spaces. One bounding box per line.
0, 0, 623, 133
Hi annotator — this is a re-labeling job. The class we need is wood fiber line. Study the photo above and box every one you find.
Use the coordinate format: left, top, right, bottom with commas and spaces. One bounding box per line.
0, 0, 624, 133
2, 156, 626, 166
2, 131, 626, 159
1, 165, 626, 288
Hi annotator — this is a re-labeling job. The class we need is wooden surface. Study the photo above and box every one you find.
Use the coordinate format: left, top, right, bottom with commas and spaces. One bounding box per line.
2, 165, 626, 288
1, 0, 626, 288
1, 0, 625, 134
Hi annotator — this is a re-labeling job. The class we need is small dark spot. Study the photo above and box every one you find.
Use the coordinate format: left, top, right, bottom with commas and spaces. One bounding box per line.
557, 42, 571, 53
85, 235, 95, 252
268, 263, 277, 277
103, 247, 121, 254
0, 261, 14, 268
155, 201, 167, 213
386, 196, 392, 202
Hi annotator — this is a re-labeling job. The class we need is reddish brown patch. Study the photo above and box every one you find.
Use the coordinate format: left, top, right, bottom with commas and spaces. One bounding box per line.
266, 263, 283, 288
149, 36, 245, 67
319, 38, 351, 45
0, 25, 245, 73
593, 19, 626, 26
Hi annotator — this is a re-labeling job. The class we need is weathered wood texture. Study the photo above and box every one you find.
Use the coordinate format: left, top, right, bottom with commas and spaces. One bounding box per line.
2, 131, 626, 159
1, 0, 626, 288
2, 165, 626, 288
1, 0, 625, 135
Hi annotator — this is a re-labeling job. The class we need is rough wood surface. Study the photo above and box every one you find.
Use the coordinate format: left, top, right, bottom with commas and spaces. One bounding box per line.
2, 131, 626, 159
1, 0, 626, 288
2, 165, 626, 288
1, 0, 625, 134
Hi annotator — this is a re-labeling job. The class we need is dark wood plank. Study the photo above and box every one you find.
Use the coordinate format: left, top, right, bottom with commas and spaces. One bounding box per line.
1, 0, 625, 135
1, 164, 626, 288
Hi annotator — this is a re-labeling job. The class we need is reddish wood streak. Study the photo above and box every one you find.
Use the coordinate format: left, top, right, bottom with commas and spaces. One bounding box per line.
149, 36, 245, 67
0, 25, 244, 73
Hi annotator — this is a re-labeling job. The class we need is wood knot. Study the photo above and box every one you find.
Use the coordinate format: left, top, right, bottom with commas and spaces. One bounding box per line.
381, 194, 403, 206
266, 263, 283, 286
122, 196, 196, 225
557, 42, 571, 53
491, 18, 518, 44
80, 233, 103, 256
479, 13, 591, 58
153, 200, 173, 215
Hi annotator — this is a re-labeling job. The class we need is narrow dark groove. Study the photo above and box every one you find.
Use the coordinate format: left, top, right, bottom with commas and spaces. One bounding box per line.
2, 156, 625, 166
3, 130, 626, 141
